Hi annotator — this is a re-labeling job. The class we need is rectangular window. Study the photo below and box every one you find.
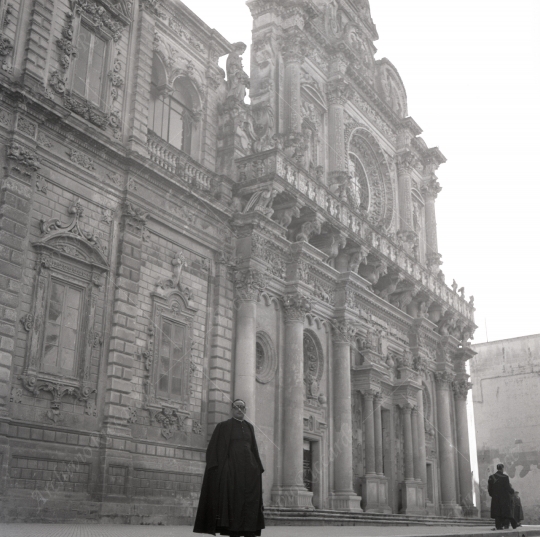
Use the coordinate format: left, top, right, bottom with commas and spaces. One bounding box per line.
157, 319, 186, 400
72, 25, 107, 107
42, 280, 84, 376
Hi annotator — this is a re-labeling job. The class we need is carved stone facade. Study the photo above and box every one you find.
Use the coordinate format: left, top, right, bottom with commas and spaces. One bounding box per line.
0, 0, 476, 523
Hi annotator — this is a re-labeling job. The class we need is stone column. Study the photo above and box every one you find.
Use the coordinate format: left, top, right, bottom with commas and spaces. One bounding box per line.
330, 321, 362, 511
363, 390, 376, 476
327, 81, 350, 178
416, 388, 428, 484
402, 404, 415, 481
411, 407, 421, 481
396, 151, 416, 239
232, 268, 265, 422
281, 30, 306, 136
374, 394, 384, 476
421, 177, 442, 262
435, 371, 462, 516
453, 378, 474, 514
279, 293, 313, 507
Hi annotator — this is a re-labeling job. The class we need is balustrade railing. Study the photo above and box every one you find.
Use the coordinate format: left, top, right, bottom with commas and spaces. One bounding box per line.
146, 131, 215, 194
236, 149, 474, 322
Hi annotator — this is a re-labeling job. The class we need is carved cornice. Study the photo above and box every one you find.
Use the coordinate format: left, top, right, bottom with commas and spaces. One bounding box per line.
281, 293, 311, 323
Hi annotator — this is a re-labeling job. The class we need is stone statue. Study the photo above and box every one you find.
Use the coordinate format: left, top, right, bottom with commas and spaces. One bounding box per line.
226, 42, 250, 102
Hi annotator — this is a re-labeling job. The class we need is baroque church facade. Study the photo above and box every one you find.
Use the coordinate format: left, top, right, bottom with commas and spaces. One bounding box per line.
0, 0, 478, 522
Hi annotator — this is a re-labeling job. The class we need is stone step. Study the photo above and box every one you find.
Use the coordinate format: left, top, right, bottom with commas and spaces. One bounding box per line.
264, 507, 491, 527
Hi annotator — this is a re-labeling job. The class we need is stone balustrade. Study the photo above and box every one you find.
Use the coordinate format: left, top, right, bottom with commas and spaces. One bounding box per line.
235, 148, 474, 324
147, 130, 216, 195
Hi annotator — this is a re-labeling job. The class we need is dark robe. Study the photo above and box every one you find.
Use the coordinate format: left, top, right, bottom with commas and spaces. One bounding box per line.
514, 495, 524, 522
194, 418, 265, 536
488, 470, 515, 519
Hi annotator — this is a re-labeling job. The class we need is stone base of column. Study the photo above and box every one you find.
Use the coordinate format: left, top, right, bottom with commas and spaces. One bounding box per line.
400, 481, 427, 515
330, 492, 362, 512
462, 505, 479, 518
440, 502, 463, 517
271, 486, 314, 509
361, 476, 392, 513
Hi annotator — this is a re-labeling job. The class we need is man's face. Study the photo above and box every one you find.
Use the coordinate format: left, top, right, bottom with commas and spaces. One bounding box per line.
232, 402, 246, 420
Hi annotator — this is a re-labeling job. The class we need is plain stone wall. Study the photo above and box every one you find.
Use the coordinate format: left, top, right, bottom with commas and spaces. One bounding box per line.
471, 334, 540, 524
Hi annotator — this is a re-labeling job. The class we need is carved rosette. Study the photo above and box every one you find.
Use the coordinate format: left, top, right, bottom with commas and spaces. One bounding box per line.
232, 268, 267, 301
331, 319, 358, 344
452, 379, 472, 400
434, 370, 455, 388
281, 293, 311, 323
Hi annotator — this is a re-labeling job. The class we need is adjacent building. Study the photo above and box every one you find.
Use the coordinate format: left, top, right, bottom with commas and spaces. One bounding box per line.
472, 334, 540, 525
0, 0, 477, 522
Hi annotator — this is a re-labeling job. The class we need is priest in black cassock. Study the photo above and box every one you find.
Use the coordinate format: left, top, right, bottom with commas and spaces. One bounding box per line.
194, 399, 265, 537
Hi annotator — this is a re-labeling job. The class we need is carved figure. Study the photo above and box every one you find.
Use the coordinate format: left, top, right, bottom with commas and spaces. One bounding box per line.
274, 205, 300, 228
243, 187, 278, 217
171, 251, 186, 289
348, 246, 369, 273
226, 42, 249, 102
358, 259, 387, 286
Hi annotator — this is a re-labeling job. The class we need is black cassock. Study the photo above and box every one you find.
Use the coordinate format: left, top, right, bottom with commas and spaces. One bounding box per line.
488, 470, 514, 519
194, 418, 265, 536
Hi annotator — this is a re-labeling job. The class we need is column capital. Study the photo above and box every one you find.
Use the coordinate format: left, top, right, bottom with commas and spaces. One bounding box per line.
281, 293, 311, 322
396, 150, 420, 175
281, 29, 308, 64
374, 392, 384, 405
363, 389, 379, 400
452, 378, 473, 400
400, 402, 414, 414
434, 370, 455, 387
421, 176, 442, 199
327, 80, 353, 106
411, 405, 419, 415
331, 319, 358, 343
231, 267, 267, 301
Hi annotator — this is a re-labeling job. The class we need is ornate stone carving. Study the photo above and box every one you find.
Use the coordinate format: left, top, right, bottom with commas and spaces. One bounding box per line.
192, 420, 203, 435
149, 406, 187, 440
73, 0, 126, 43
303, 330, 324, 402
226, 42, 250, 102
331, 320, 358, 343
231, 268, 266, 301
256, 332, 277, 384
281, 293, 311, 323
421, 177, 442, 199
452, 379, 472, 400
281, 30, 308, 64
434, 370, 455, 387
40, 198, 107, 259
19, 375, 96, 407
67, 148, 95, 171
19, 313, 34, 331
7, 142, 40, 172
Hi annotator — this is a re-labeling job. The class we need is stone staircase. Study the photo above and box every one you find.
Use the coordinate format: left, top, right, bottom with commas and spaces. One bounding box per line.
265, 507, 491, 527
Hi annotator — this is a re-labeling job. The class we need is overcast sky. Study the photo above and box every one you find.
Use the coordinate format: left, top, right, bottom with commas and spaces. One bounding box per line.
180, 0, 540, 344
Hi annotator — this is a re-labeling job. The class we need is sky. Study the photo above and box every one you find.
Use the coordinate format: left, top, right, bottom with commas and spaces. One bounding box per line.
180, 0, 540, 344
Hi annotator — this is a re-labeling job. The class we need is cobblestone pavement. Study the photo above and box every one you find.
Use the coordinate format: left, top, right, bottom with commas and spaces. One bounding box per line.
0, 525, 539, 537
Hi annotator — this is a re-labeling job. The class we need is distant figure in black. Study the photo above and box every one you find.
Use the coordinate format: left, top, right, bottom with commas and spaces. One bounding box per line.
194, 399, 265, 537
513, 491, 524, 527
488, 463, 516, 530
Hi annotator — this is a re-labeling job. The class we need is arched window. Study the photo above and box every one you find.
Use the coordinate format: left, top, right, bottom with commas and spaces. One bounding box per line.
348, 152, 370, 211
148, 77, 196, 155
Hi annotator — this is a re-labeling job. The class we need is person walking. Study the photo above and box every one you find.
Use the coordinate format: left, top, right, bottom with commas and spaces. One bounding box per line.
194, 399, 265, 537
488, 463, 516, 530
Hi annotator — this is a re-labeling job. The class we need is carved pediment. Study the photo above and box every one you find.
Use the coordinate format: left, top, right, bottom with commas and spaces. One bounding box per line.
35, 199, 109, 270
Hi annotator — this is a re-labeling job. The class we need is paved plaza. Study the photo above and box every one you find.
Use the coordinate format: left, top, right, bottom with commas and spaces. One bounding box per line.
0, 524, 539, 537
